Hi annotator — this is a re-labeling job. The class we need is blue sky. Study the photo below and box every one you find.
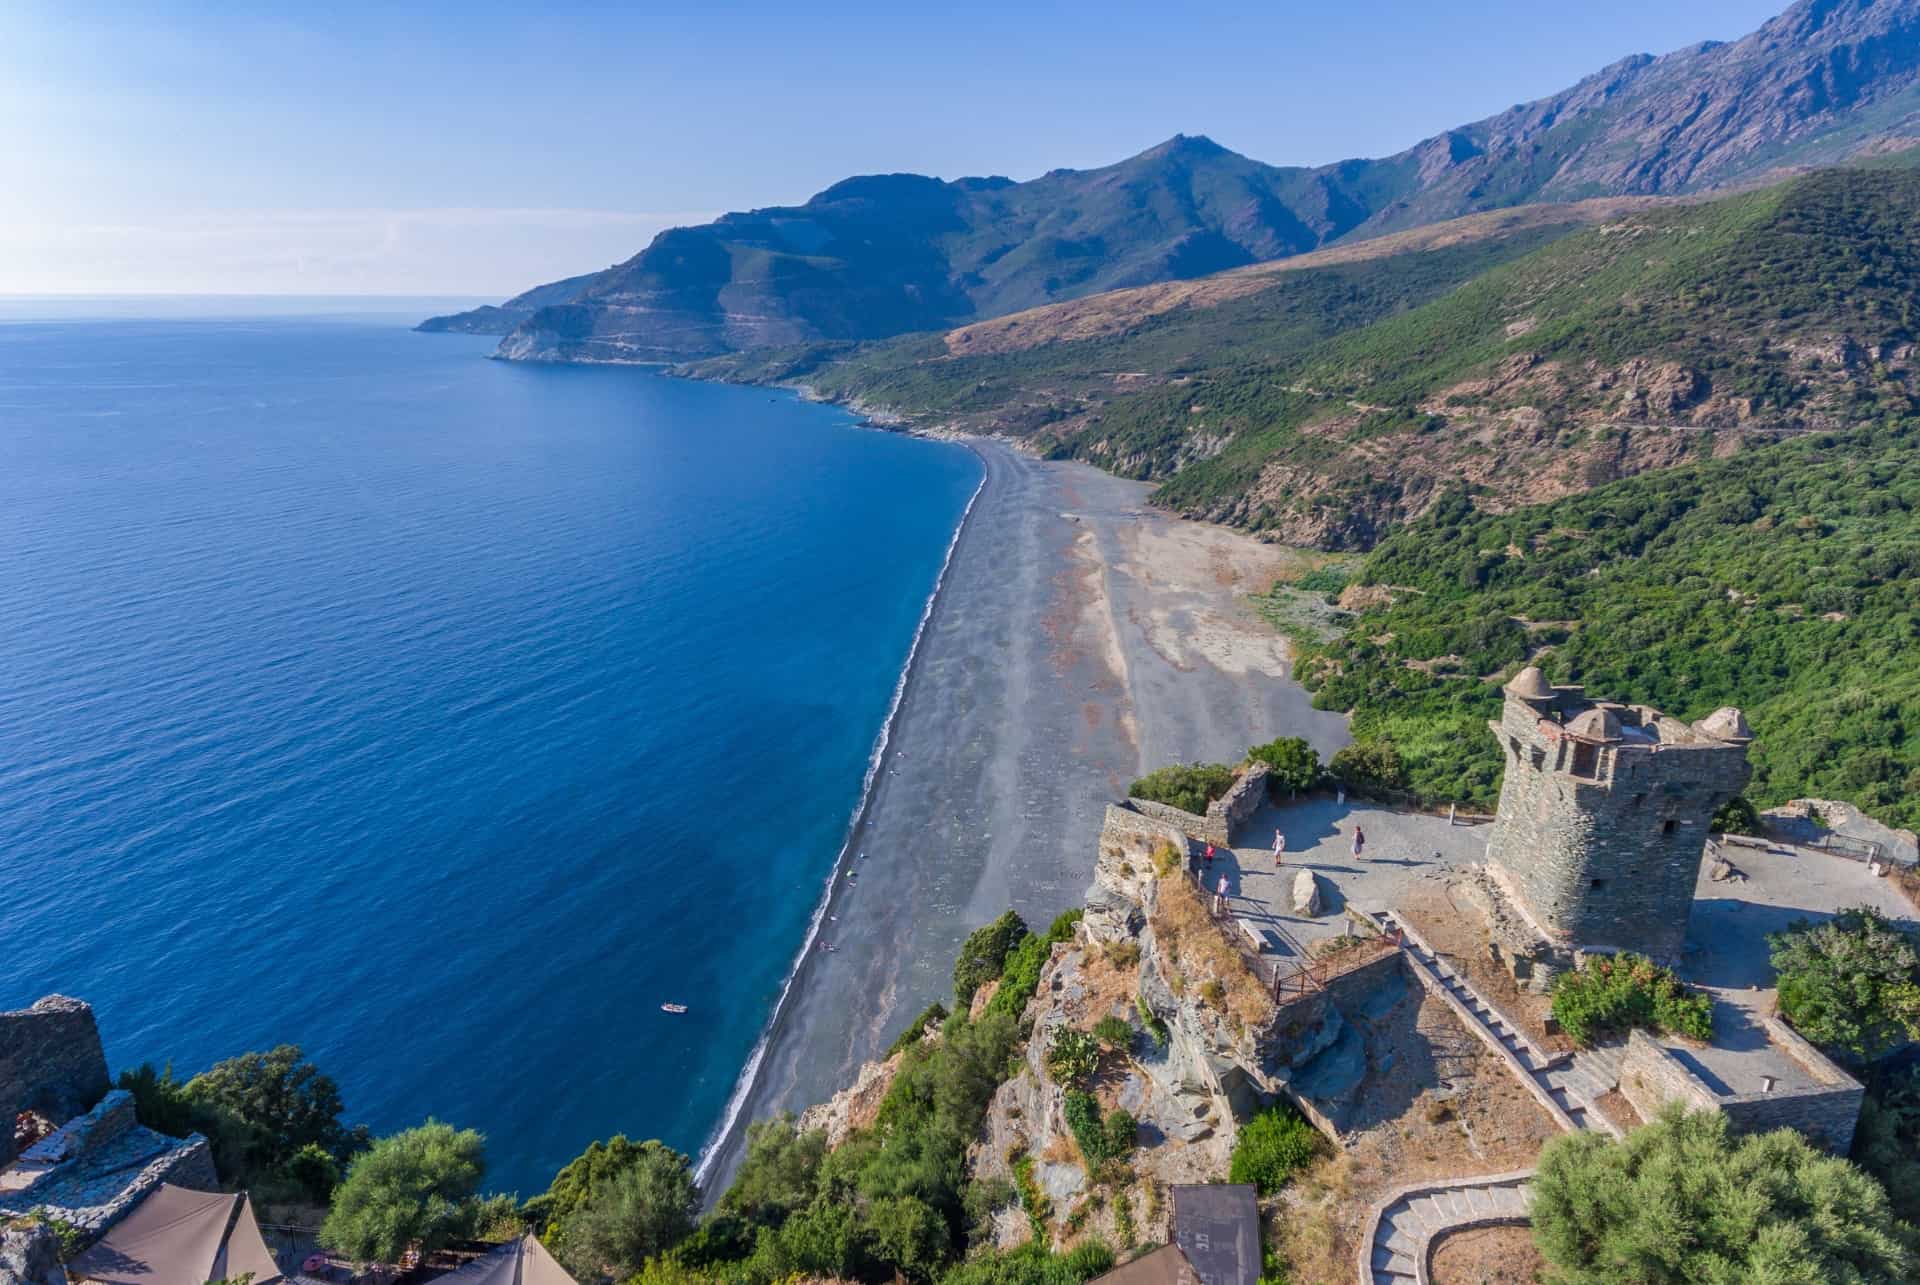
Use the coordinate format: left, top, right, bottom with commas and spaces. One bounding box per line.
1, 0, 1789, 295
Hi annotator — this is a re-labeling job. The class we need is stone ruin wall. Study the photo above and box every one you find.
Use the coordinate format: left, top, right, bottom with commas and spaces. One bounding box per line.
1618, 1024, 1863, 1155
1484, 696, 1750, 963
0, 996, 111, 1167
1124, 761, 1270, 851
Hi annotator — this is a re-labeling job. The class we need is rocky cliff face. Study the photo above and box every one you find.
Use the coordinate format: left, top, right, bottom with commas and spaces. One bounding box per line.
926, 807, 1389, 1249
426, 0, 1920, 365
1358, 0, 1920, 237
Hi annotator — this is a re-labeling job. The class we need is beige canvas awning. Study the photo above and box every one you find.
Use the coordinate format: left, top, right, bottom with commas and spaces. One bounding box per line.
212, 1194, 283, 1284
68, 1183, 284, 1285
433, 1234, 578, 1285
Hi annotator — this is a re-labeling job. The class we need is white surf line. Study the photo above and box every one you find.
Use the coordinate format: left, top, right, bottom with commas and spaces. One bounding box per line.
692, 445, 990, 1189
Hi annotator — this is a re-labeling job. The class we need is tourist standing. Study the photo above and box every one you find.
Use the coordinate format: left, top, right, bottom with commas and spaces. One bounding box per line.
1272, 828, 1286, 865
1351, 826, 1366, 861
1214, 872, 1229, 915
1204, 843, 1216, 868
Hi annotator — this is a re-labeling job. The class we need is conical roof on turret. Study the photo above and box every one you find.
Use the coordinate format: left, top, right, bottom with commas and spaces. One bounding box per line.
1565, 707, 1622, 742
1694, 706, 1754, 743
1505, 666, 1553, 700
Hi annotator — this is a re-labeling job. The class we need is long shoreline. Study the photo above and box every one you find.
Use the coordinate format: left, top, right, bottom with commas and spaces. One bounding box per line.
691, 436, 991, 1191
686, 429, 1351, 1193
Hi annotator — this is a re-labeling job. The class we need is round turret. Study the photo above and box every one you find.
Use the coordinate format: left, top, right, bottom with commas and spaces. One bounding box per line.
1565, 707, 1622, 742
1506, 666, 1553, 702
1694, 706, 1755, 744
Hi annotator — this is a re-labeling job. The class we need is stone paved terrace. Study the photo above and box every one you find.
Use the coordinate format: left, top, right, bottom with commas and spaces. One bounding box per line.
1668, 836, 1917, 1098
1210, 795, 1492, 956
1213, 794, 1916, 1139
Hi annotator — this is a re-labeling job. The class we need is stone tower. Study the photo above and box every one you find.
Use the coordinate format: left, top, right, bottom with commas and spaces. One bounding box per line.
1483, 668, 1753, 964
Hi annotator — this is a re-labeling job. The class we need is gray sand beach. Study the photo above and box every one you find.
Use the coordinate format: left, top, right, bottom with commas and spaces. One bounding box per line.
700, 438, 1348, 1186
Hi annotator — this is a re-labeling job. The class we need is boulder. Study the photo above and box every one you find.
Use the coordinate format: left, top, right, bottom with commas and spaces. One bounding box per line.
0, 1219, 65, 1285
1291, 869, 1323, 916
1037, 1159, 1087, 1205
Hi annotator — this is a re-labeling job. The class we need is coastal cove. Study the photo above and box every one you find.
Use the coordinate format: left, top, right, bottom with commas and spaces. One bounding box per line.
1, 305, 1356, 1207
0, 309, 981, 1197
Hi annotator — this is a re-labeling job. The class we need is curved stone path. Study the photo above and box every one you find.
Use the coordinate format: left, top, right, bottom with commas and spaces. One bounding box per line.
1358, 1170, 1536, 1285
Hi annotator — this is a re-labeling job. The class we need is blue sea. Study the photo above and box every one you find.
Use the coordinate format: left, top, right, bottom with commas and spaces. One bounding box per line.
0, 302, 982, 1196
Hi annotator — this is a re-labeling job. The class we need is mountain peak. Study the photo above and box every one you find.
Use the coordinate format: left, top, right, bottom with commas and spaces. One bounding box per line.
1140, 133, 1230, 160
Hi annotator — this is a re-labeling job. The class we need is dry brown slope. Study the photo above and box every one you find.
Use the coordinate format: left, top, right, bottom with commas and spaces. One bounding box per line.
944, 197, 1673, 358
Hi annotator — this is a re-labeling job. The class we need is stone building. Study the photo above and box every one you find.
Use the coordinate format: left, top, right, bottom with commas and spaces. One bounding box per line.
1483, 668, 1753, 964
0, 995, 215, 1243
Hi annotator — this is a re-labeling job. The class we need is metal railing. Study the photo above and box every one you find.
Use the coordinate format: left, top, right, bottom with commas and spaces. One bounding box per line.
1180, 867, 1411, 1004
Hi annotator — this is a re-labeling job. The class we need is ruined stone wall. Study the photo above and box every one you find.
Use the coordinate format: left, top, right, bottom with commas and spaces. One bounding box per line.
1618, 1031, 1721, 1123
0, 996, 111, 1166
1207, 761, 1270, 844
1484, 697, 1750, 962
1618, 1027, 1863, 1155
1126, 797, 1230, 848
1124, 763, 1270, 850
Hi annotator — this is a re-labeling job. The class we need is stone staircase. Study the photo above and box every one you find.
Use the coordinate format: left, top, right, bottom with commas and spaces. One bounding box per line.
1373, 909, 1623, 1138
1353, 912, 1634, 1283
1360, 1171, 1535, 1285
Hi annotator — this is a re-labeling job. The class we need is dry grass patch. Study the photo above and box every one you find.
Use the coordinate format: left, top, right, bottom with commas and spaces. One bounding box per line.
1149, 872, 1276, 1030
1429, 1224, 1545, 1284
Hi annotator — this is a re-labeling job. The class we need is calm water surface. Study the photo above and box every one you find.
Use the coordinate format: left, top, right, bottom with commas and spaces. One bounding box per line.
0, 308, 980, 1194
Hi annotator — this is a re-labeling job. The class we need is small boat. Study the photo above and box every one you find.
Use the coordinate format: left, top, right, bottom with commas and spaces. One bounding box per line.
660, 1003, 689, 1014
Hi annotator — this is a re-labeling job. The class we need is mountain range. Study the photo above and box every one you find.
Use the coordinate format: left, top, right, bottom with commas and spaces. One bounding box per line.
424, 0, 1920, 364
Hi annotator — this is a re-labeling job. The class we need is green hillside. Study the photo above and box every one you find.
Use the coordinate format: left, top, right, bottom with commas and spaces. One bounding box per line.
1298, 424, 1920, 827
692, 216, 1584, 434
737, 167, 1920, 552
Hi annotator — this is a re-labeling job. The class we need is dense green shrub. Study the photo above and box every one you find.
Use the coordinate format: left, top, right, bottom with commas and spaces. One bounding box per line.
1046, 908, 1085, 943
1062, 1090, 1135, 1166
1853, 1066, 1920, 1226
953, 911, 1030, 1006
1294, 565, 1353, 597
888, 1003, 951, 1057
1549, 953, 1713, 1046
1531, 1104, 1915, 1282
982, 930, 1054, 1021
653, 906, 1072, 1282
283, 1142, 341, 1203
1227, 1104, 1319, 1194
716, 1116, 825, 1228
528, 1134, 661, 1234
1327, 739, 1406, 797
119, 1046, 362, 1199
1128, 762, 1237, 814
938, 1238, 1114, 1284
319, 1120, 487, 1263
1135, 995, 1170, 1048
548, 1138, 699, 1279
1769, 906, 1920, 1062
1045, 1029, 1101, 1087
1249, 736, 1321, 795
1298, 426, 1920, 826
1710, 795, 1761, 835
1092, 1015, 1134, 1051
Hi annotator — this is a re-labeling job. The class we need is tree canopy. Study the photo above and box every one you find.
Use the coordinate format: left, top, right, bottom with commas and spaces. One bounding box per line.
1530, 1105, 1917, 1283
1769, 907, 1920, 1062
319, 1120, 486, 1264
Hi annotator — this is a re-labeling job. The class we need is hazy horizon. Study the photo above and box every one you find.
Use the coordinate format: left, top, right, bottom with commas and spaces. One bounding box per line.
5, 0, 1788, 297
